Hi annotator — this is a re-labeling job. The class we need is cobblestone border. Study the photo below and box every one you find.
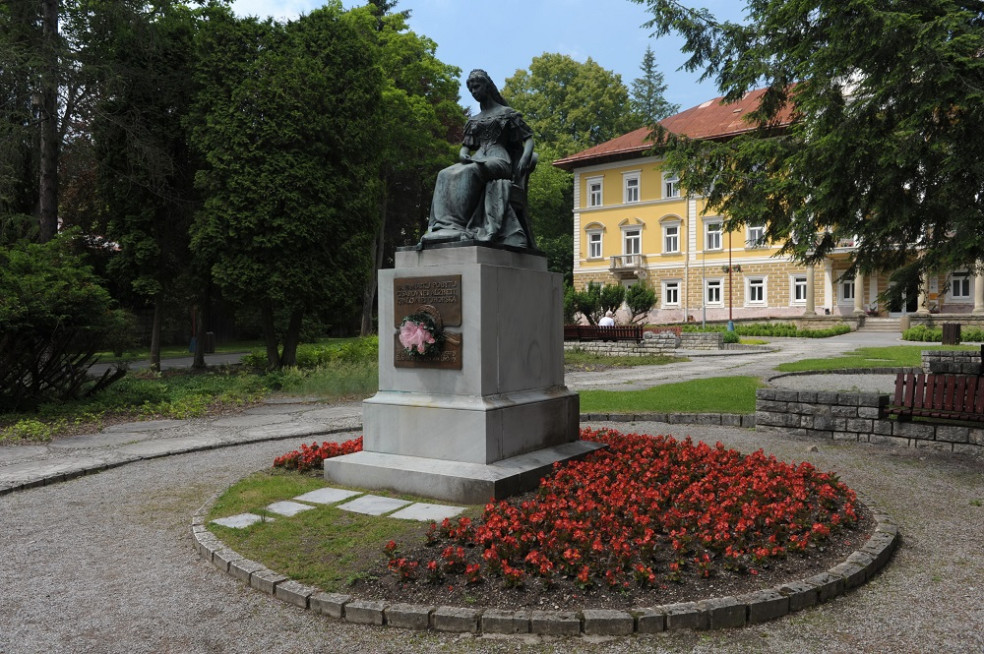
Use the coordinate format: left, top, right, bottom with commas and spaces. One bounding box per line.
193, 487, 899, 637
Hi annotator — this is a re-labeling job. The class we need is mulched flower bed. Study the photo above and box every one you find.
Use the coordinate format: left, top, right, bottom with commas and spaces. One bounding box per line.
276, 428, 873, 611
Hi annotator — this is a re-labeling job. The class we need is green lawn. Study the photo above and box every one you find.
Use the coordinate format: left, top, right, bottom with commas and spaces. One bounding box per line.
579, 376, 762, 414
774, 345, 978, 372
208, 470, 474, 592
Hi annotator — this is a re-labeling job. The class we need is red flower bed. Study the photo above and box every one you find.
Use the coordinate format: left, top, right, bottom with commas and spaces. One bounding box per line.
273, 436, 363, 472
385, 428, 858, 589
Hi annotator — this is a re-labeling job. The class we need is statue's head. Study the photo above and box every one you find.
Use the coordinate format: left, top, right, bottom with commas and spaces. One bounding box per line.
467, 69, 508, 107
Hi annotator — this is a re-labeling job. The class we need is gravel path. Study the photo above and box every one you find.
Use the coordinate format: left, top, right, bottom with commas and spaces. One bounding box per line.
2, 419, 982, 653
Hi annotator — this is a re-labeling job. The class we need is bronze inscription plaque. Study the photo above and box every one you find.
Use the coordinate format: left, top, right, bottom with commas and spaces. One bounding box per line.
393, 275, 462, 327
393, 335, 463, 370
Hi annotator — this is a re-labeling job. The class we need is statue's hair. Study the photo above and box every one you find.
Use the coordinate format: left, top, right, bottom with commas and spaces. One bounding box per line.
467, 69, 509, 107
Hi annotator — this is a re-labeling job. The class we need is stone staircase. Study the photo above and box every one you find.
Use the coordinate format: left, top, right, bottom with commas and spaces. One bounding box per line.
860, 317, 902, 333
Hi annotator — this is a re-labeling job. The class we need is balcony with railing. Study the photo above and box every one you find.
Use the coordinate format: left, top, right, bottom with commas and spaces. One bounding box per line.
609, 254, 648, 280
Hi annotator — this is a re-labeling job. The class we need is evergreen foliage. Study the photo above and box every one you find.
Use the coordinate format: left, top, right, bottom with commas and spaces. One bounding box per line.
0, 234, 127, 411
630, 46, 680, 124
636, 0, 984, 288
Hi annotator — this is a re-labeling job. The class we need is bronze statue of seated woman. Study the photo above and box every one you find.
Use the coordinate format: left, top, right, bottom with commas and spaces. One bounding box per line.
420, 69, 537, 249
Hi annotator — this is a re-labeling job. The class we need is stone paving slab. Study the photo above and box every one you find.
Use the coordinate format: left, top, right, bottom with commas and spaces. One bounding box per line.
387, 502, 464, 522
102, 419, 186, 433
212, 513, 267, 528
48, 432, 155, 449
266, 501, 315, 517
209, 414, 286, 428
116, 437, 225, 458
293, 488, 362, 505
240, 423, 327, 439
337, 494, 411, 516
296, 407, 363, 421
0, 457, 112, 482
0, 446, 49, 464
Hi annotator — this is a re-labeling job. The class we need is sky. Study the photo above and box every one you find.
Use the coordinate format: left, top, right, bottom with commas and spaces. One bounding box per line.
226, 0, 747, 114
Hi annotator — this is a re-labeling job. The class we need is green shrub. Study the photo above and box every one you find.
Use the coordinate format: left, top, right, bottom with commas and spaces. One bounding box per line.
902, 324, 984, 342
722, 330, 740, 344
243, 336, 379, 370
677, 322, 850, 338
902, 324, 942, 341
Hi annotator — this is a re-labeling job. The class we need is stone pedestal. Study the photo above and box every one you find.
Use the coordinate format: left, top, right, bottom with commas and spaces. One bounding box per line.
324, 243, 598, 504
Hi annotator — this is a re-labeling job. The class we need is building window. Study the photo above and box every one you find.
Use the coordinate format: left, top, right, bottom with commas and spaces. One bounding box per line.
587, 231, 603, 259
705, 279, 722, 305
705, 221, 722, 251
747, 277, 766, 304
663, 223, 679, 253
951, 272, 972, 300
663, 171, 680, 198
663, 280, 680, 306
792, 275, 808, 303
747, 224, 765, 248
587, 178, 603, 207
841, 279, 855, 302
623, 228, 641, 256
624, 174, 640, 203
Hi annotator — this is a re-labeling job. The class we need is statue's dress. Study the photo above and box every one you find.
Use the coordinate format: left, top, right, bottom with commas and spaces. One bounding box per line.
424, 108, 534, 248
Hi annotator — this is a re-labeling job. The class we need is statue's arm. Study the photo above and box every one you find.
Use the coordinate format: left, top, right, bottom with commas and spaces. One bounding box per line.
513, 136, 534, 181
458, 145, 472, 163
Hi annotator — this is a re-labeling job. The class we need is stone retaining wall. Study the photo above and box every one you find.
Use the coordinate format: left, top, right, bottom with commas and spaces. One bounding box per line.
755, 388, 984, 456
563, 332, 722, 356
921, 349, 983, 375
564, 331, 679, 356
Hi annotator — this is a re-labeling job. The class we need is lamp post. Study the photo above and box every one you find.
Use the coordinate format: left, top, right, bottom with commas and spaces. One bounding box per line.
722, 231, 740, 332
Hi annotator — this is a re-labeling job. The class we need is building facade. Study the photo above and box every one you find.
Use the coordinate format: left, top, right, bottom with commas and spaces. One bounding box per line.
554, 90, 984, 324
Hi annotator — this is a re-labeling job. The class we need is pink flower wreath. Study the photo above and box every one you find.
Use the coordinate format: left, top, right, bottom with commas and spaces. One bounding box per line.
398, 312, 443, 358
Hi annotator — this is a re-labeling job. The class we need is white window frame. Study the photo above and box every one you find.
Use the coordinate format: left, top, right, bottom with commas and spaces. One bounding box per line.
949, 272, 972, 300
586, 229, 603, 260
662, 222, 680, 254
663, 171, 680, 199
705, 221, 722, 251
747, 224, 765, 248
791, 275, 808, 304
746, 276, 767, 306
840, 278, 855, 304
705, 278, 723, 306
587, 177, 603, 208
623, 172, 640, 204
662, 279, 681, 307
622, 227, 642, 257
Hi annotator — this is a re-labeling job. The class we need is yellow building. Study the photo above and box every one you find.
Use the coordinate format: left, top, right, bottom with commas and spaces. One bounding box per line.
553, 90, 984, 324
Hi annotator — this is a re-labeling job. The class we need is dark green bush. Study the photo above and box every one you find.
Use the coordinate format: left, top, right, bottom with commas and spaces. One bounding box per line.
0, 235, 127, 412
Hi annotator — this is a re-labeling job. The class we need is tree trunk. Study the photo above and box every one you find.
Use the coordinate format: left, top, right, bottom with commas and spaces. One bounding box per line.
361, 184, 387, 336
261, 304, 280, 369
280, 309, 304, 367
149, 297, 162, 372
38, 0, 59, 242
191, 297, 206, 370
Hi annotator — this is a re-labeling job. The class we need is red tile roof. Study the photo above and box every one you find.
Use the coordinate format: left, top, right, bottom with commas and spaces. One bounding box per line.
552, 88, 796, 170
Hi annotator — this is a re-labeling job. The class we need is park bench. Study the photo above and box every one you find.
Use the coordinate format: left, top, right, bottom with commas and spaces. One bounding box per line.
563, 325, 643, 343
887, 372, 984, 423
